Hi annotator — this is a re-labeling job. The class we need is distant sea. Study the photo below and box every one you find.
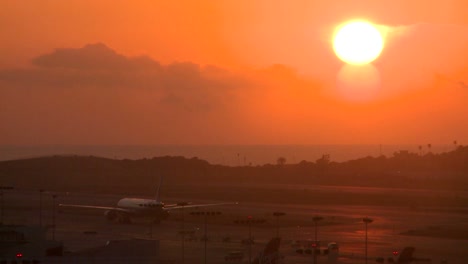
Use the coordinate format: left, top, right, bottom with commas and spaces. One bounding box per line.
0, 144, 458, 166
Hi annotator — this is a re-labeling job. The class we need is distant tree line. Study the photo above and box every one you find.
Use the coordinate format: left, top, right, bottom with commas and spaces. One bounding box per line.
0, 146, 467, 193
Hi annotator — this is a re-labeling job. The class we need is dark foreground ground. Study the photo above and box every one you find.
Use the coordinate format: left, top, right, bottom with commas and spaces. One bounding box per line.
2, 183, 468, 263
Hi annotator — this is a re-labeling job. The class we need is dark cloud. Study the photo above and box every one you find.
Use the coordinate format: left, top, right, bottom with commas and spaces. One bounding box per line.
0, 43, 253, 113
0, 43, 335, 145
32, 43, 162, 71
0, 44, 264, 144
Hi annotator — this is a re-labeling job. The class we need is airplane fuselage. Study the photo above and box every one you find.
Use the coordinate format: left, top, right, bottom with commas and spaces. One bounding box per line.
117, 198, 164, 212
104, 198, 169, 223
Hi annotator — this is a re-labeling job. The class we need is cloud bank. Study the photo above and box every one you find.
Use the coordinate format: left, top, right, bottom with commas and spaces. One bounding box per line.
1, 44, 330, 145
0, 40, 467, 145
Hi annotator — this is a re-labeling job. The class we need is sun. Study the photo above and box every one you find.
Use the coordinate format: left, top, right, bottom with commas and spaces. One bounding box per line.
333, 20, 384, 65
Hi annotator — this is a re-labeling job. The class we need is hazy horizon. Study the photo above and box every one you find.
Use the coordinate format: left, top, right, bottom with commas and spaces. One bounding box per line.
0, 143, 459, 166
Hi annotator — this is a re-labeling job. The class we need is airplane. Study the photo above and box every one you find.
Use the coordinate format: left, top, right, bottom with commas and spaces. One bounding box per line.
59, 177, 237, 224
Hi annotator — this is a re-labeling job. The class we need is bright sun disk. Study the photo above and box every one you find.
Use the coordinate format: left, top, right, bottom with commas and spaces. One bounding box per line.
333, 20, 384, 65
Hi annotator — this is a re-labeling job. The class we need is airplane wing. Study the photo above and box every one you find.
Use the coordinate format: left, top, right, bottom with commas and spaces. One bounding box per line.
163, 202, 238, 211
163, 202, 192, 208
59, 204, 131, 213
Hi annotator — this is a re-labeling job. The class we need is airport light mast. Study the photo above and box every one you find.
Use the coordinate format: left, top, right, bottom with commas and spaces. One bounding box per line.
312, 216, 324, 264
363, 217, 373, 264
52, 194, 58, 240
39, 189, 44, 226
273, 211, 286, 238
190, 210, 221, 264
177, 202, 189, 264
0, 189, 3, 225
0, 188, 3, 225
248, 215, 253, 264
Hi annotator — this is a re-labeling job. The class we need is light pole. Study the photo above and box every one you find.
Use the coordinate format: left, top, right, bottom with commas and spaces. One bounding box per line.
52, 194, 57, 240
247, 215, 253, 264
177, 202, 189, 264
363, 217, 373, 264
204, 211, 221, 264
0, 190, 3, 225
273, 212, 286, 238
312, 216, 324, 264
39, 189, 44, 226
190, 211, 221, 264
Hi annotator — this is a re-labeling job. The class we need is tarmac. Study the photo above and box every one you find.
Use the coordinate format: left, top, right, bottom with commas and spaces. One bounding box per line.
2, 184, 467, 263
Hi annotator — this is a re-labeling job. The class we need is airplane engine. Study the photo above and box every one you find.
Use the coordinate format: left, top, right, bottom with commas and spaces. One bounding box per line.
105, 210, 118, 221
104, 210, 131, 224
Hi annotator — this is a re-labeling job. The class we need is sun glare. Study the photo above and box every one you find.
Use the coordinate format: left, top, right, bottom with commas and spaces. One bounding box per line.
333, 20, 384, 65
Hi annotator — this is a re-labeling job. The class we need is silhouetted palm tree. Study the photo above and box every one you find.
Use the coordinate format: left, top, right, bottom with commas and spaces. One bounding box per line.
276, 157, 286, 166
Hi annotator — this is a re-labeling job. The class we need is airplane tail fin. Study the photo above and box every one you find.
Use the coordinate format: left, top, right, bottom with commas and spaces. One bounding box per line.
398, 246, 415, 262
397, 247, 431, 263
251, 237, 282, 264
155, 176, 163, 203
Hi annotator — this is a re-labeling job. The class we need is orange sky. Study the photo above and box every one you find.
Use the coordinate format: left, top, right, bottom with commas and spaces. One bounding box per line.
0, 0, 467, 145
